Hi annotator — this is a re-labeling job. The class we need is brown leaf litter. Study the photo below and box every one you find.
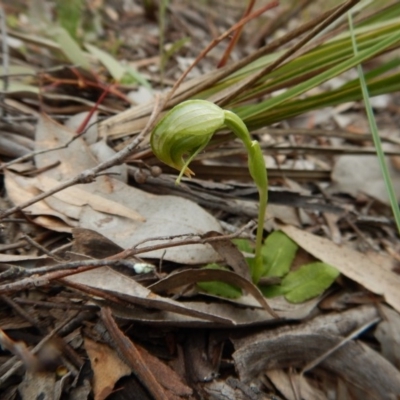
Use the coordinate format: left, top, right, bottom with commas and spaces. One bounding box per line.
0, 1, 400, 399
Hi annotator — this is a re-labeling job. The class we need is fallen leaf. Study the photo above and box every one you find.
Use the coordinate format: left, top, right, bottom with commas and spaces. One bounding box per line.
280, 224, 400, 313
19, 370, 57, 400
4, 170, 75, 230
203, 231, 252, 281
84, 337, 131, 400
37, 175, 144, 222
267, 370, 328, 400
149, 268, 278, 317
72, 228, 124, 259
375, 305, 400, 370
136, 343, 193, 397
5, 114, 223, 264
330, 154, 400, 204
66, 267, 233, 325
110, 296, 319, 327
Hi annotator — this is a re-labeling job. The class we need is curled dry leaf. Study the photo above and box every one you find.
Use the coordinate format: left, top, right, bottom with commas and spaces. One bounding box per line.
202, 231, 252, 281
149, 268, 278, 318
66, 267, 233, 325
110, 296, 319, 327
84, 337, 131, 400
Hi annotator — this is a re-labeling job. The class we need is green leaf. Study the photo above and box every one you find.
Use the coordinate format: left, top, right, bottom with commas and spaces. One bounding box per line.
122, 66, 151, 88
50, 26, 90, 70
197, 264, 242, 299
262, 262, 339, 303
55, 0, 83, 40
232, 238, 254, 253
85, 43, 125, 81
261, 231, 298, 278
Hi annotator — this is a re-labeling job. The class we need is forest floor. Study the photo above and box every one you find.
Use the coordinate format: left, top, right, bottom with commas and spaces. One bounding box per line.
0, 1, 400, 399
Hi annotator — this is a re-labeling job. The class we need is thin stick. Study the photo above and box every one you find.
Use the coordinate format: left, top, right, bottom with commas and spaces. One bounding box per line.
0, 5, 9, 118
217, 0, 258, 68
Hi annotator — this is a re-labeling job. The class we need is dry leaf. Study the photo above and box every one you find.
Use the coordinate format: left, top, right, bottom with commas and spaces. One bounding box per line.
37, 174, 144, 222
149, 268, 278, 317
136, 344, 193, 397
110, 296, 319, 327
375, 305, 400, 370
330, 154, 400, 204
202, 231, 252, 281
5, 114, 223, 264
84, 337, 131, 400
66, 267, 233, 325
4, 170, 75, 230
18, 370, 57, 400
280, 224, 400, 313
267, 370, 328, 400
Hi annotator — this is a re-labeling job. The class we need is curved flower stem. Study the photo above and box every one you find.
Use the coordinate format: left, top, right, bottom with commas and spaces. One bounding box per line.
150, 100, 268, 284
224, 111, 268, 283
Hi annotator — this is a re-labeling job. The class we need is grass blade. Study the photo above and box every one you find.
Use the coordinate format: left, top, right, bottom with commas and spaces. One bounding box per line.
348, 12, 400, 233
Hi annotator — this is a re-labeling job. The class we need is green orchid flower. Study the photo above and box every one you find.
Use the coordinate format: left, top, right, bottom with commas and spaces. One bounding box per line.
150, 99, 268, 283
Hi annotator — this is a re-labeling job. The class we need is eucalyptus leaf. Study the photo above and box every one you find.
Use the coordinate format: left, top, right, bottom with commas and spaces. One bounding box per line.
261, 231, 298, 278
262, 262, 339, 303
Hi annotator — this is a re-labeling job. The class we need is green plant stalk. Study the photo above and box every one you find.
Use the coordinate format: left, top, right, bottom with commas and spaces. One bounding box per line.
223, 112, 268, 283
348, 13, 400, 234
150, 100, 268, 283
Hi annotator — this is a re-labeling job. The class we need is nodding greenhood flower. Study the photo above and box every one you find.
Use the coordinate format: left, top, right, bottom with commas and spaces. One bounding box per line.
151, 99, 268, 283
151, 100, 225, 182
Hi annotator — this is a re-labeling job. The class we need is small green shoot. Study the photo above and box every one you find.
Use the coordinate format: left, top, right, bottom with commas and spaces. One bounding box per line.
85, 43, 150, 87
49, 26, 90, 70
